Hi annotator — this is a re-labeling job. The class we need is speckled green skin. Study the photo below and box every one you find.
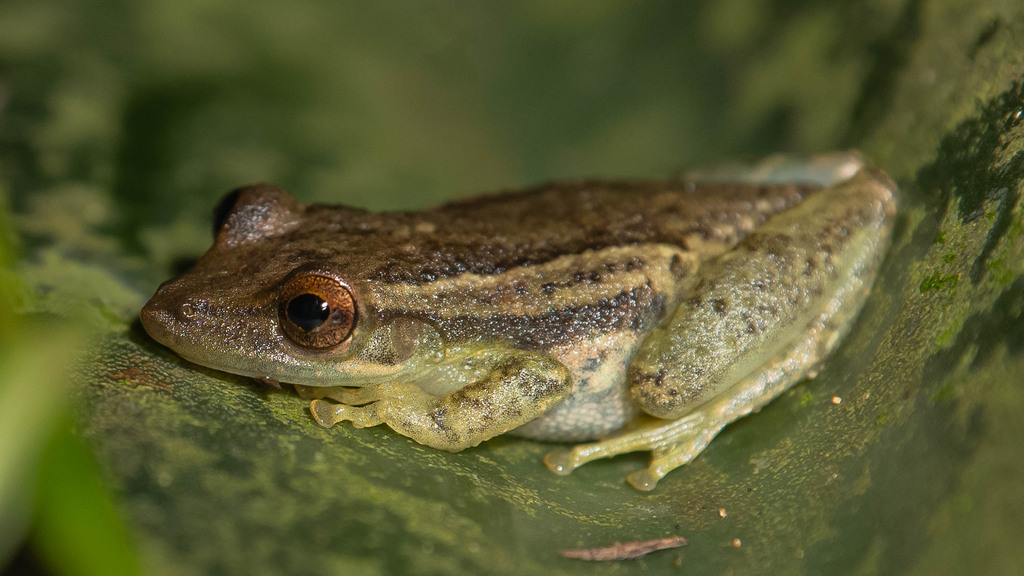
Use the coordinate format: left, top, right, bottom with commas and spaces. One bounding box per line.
141, 153, 896, 480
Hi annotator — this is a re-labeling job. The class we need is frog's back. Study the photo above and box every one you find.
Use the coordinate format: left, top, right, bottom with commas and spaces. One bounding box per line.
358, 180, 816, 285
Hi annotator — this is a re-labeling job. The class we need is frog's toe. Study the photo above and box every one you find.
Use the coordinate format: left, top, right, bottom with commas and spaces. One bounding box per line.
542, 449, 578, 476
310, 399, 345, 427
309, 399, 383, 429
626, 469, 660, 491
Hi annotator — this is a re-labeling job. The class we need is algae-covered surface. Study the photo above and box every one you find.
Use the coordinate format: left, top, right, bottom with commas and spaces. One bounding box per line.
2, 1, 1024, 575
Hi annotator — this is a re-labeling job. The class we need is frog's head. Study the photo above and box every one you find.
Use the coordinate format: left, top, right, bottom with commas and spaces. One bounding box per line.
140, 184, 446, 386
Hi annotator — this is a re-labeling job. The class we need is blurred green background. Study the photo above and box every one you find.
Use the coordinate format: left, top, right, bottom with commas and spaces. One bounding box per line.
2, 1, 1024, 575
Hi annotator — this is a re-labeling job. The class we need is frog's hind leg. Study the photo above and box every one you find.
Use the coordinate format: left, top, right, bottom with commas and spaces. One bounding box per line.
547, 165, 898, 490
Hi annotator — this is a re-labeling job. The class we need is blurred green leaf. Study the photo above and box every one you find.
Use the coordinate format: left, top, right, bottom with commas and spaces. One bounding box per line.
32, 419, 140, 576
0, 324, 76, 566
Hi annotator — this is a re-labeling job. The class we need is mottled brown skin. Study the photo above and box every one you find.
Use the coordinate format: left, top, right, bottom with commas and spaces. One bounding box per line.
361, 180, 812, 283
142, 153, 897, 489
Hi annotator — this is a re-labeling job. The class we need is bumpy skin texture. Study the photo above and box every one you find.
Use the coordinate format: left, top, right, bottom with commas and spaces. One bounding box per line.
142, 153, 897, 488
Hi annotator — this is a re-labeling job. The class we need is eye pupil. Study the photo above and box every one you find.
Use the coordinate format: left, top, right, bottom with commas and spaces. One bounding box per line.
286, 294, 330, 332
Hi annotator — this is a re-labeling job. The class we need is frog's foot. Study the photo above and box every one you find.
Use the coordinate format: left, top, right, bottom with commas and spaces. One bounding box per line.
309, 399, 384, 429
543, 410, 728, 491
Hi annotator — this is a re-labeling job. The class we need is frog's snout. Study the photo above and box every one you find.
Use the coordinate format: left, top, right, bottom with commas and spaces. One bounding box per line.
140, 279, 195, 348
140, 294, 176, 348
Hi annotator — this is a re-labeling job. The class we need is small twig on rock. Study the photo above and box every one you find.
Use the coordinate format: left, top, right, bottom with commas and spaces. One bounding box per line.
559, 536, 688, 561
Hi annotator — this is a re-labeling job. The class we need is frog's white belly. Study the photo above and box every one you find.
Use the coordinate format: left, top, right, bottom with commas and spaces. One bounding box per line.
510, 330, 642, 441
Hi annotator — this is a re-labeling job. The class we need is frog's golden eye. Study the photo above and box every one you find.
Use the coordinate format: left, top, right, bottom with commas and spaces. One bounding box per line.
278, 274, 357, 350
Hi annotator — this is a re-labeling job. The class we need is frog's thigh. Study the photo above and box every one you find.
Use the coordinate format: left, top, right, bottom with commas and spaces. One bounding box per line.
546, 168, 897, 489
633, 168, 896, 418
312, 352, 572, 452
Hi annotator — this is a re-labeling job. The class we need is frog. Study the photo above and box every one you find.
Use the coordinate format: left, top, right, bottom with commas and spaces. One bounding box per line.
141, 152, 897, 490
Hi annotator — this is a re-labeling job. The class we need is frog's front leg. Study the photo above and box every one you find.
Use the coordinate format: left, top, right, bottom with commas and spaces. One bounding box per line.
309, 351, 572, 451
547, 166, 898, 489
